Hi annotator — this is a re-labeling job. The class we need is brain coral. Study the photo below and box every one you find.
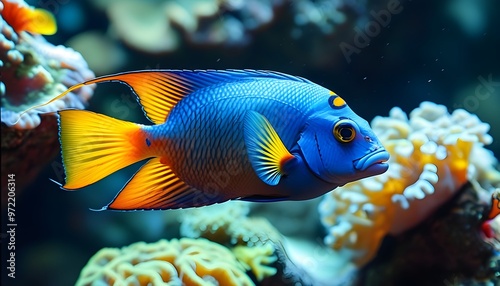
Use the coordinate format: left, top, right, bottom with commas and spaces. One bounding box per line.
319, 101, 500, 266
180, 201, 282, 247
179, 201, 281, 282
76, 238, 255, 286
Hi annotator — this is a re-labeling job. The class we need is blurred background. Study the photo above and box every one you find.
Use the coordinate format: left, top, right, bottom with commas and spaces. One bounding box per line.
2, 0, 499, 285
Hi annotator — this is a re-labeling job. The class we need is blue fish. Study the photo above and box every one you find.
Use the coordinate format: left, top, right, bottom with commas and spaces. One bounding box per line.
45, 70, 389, 210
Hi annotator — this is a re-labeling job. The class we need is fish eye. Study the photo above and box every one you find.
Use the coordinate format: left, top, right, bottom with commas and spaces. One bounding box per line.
333, 119, 356, 143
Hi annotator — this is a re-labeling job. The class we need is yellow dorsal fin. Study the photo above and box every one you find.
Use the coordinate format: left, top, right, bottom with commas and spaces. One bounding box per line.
91, 71, 193, 124
13, 70, 316, 125
13, 71, 197, 125
105, 158, 227, 210
14, 70, 315, 125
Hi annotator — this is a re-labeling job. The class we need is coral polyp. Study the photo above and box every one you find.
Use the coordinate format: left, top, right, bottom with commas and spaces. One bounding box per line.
75, 238, 256, 286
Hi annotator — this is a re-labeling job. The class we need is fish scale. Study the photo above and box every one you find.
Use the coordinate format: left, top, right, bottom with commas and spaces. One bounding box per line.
158, 79, 331, 197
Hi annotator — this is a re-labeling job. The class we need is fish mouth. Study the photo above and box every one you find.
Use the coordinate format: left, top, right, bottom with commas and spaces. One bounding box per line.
353, 148, 390, 173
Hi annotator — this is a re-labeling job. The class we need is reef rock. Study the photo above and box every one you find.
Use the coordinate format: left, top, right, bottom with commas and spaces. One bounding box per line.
1, 0, 95, 198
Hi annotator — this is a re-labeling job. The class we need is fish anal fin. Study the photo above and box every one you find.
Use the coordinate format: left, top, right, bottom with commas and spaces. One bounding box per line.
106, 158, 226, 210
243, 111, 296, 186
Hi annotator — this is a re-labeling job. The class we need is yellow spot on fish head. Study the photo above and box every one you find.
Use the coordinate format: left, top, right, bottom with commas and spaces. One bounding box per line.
334, 97, 346, 107
328, 93, 346, 109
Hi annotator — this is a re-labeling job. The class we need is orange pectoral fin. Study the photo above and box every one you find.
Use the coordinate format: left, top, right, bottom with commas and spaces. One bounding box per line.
105, 158, 227, 210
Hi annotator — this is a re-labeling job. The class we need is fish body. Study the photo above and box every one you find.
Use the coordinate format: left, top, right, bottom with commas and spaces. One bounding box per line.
50, 70, 389, 210
150, 75, 333, 201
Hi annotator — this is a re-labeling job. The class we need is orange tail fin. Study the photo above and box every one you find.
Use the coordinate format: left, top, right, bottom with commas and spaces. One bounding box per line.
58, 110, 150, 189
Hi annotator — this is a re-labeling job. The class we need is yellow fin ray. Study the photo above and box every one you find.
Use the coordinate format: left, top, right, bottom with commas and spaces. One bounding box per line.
106, 158, 225, 210
58, 110, 148, 189
14, 71, 194, 125
243, 111, 295, 186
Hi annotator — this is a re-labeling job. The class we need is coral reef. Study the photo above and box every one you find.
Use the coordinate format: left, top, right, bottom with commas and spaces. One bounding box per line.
180, 201, 282, 247
66, 31, 127, 75
1, 0, 57, 35
1, 1, 95, 129
76, 238, 255, 286
289, 0, 363, 37
90, 0, 366, 54
1, 0, 95, 199
90, 0, 281, 53
359, 183, 500, 286
179, 201, 350, 285
319, 101, 500, 266
233, 244, 278, 282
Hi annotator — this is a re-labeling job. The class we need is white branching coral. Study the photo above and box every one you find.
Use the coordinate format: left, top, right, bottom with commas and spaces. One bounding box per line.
319, 101, 500, 266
